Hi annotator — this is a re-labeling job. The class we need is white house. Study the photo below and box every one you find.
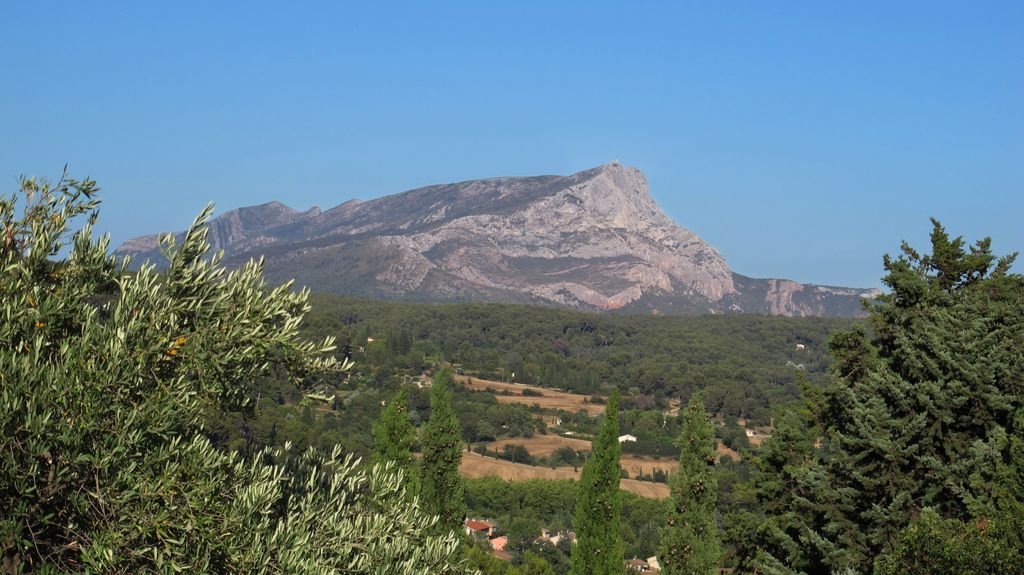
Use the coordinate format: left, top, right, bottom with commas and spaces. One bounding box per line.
618, 434, 637, 443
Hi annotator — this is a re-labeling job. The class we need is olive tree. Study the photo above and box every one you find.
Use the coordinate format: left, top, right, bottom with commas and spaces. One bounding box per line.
0, 172, 470, 574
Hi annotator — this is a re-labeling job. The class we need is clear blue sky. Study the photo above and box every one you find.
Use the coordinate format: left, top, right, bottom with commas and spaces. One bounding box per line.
2, 1, 1021, 288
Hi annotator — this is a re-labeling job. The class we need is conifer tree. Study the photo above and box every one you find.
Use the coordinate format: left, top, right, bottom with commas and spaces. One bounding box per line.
571, 390, 624, 575
420, 368, 466, 534
992, 408, 1024, 548
814, 219, 1024, 571
374, 387, 418, 494
874, 414, 1024, 574
741, 408, 836, 575
659, 395, 720, 574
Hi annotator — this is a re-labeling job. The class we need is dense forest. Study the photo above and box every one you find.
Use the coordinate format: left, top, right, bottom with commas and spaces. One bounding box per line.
302, 295, 854, 419
3, 175, 1023, 574
200, 288, 855, 467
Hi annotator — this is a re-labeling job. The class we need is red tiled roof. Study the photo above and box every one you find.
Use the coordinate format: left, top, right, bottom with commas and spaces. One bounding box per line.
490, 536, 509, 552
465, 519, 492, 532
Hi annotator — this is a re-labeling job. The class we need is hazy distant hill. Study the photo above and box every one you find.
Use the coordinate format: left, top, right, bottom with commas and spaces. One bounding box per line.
116, 162, 879, 317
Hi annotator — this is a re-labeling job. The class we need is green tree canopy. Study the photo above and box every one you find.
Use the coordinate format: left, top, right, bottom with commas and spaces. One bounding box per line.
814, 219, 1024, 571
874, 508, 1022, 575
737, 406, 835, 575
571, 390, 624, 575
659, 395, 721, 574
374, 387, 418, 494
420, 368, 467, 534
0, 173, 469, 574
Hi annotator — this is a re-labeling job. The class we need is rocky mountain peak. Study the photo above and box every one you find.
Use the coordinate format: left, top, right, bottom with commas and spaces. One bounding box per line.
115, 163, 879, 317
559, 161, 672, 230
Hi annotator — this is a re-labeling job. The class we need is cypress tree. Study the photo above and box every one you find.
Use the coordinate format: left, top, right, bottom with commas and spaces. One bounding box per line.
373, 387, 418, 494
420, 368, 466, 534
659, 395, 720, 574
571, 390, 624, 575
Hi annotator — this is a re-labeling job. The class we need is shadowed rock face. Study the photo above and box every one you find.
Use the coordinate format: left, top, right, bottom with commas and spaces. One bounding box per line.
116, 162, 879, 316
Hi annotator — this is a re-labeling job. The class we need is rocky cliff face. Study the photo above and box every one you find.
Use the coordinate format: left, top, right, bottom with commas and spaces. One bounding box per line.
116, 162, 879, 317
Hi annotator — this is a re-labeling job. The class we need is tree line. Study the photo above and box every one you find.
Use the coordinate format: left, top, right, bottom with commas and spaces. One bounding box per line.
302, 291, 853, 425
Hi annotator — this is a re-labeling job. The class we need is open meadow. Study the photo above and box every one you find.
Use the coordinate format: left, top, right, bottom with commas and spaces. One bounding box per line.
460, 451, 670, 499
457, 375, 606, 415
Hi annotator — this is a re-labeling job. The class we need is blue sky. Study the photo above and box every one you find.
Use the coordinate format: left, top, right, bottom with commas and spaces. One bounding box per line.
2, 1, 1021, 288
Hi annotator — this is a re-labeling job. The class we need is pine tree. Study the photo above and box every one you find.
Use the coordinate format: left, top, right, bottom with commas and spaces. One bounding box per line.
659, 395, 720, 574
420, 368, 466, 534
813, 220, 1024, 571
875, 410, 1024, 574
374, 387, 418, 494
740, 408, 837, 575
992, 408, 1024, 548
571, 390, 624, 575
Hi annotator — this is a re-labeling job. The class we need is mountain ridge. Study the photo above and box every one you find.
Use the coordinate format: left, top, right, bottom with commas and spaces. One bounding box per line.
116, 162, 880, 317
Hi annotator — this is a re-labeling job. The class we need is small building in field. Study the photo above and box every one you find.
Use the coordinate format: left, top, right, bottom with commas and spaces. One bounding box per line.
489, 535, 508, 552
464, 519, 494, 539
618, 434, 638, 443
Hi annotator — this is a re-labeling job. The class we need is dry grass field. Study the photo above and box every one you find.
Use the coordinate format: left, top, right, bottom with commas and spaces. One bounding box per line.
490, 434, 679, 478
490, 434, 592, 456
460, 451, 670, 499
487, 432, 740, 475
457, 375, 606, 415
457, 375, 743, 496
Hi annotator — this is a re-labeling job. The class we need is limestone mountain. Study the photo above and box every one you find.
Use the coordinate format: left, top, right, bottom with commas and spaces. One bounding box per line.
115, 162, 879, 316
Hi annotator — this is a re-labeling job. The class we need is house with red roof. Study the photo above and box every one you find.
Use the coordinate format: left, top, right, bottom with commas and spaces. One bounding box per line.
464, 518, 494, 539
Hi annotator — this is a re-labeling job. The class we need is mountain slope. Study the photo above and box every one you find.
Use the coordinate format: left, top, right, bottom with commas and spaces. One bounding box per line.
116, 162, 879, 316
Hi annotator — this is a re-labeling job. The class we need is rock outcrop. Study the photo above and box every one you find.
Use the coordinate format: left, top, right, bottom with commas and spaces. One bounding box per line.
116, 162, 879, 317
